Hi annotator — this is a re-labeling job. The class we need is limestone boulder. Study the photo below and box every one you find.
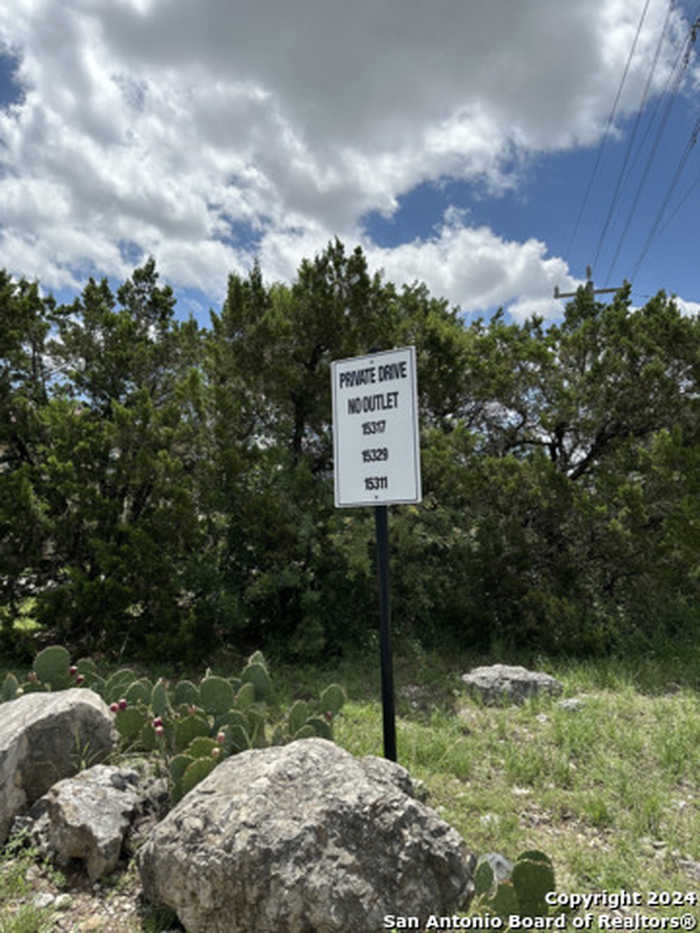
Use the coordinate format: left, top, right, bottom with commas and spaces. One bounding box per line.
0, 688, 117, 845
461, 664, 563, 705
138, 738, 474, 933
13, 764, 168, 881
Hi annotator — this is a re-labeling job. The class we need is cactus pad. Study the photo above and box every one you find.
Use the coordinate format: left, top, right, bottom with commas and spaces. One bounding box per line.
200, 676, 235, 715
305, 716, 332, 740
125, 680, 152, 706
174, 714, 210, 753
288, 699, 310, 734
181, 756, 217, 796
140, 723, 157, 752
512, 854, 555, 917
293, 724, 317, 740
319, 684, 345, 716
104, 669, 139, 703
186, 736, 218, 758
174, 679, 200, 708
490, 881, 519, 918
151, 681, 171, 719
33, 645, 71, 690
1, 673, 19, 703
241, 662, 272, 701
75, 657, 99, 684
234, 681, 255, 709
473, 858, 495, 896
115, 706, 149, 743
223, 724, 251, 754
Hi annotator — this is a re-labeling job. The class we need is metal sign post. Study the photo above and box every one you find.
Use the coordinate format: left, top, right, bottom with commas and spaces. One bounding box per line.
374, 503, 396, 761
331, 346, 421, 762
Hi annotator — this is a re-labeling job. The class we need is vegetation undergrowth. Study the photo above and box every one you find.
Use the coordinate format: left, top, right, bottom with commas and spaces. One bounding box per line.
2, 634, 696, 931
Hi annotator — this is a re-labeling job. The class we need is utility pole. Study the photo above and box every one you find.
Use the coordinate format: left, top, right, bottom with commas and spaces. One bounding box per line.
554, 266, 626, 299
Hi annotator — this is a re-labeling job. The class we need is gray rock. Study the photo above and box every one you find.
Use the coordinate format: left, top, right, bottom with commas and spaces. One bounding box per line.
138, 738, 474, 933
33, 764, 143, 881
14, 763, 169, 881
461, 665, 563, 705
32, 892, 55, 909
480, 852, 513, 883
556, 698, 585, 712
679, 859, 700, 883
0, 689, 117, 845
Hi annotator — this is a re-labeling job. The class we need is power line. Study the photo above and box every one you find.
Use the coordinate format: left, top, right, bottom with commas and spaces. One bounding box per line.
605, 13, 700, 283
656, 163, 700, 236
594, 0, 673, 279
566, 0, 650, 258
630, 112, 700, 280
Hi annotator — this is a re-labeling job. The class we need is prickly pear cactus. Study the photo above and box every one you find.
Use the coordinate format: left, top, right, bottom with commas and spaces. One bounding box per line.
180, 756, 217, 797
33, 645, 72, 690
125, 680, 152, 706
471, 849, 562, 927
104, 669, 139, 703
1, 672, 19, 702
288, 699, 310, 734
174, 679, 200, 708
234, 681, 255, 709
223, 723, 251, 754
319, 683, 345, 716
114, 706, 149, 744
174, 714, 210, 753
151, 680, 170, 720
491, 881, 520, 918
241, 661, 272, 701
75, 657, 99, 685
186, 736, 217, 758
200, 675, 234, 715
170, 754, 195, 804
511, 851, 555, 917
305, 715, 332, 740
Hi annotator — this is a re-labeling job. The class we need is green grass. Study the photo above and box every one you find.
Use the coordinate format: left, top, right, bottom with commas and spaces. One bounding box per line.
1, 636, 698, 930
0, 834, 58, 933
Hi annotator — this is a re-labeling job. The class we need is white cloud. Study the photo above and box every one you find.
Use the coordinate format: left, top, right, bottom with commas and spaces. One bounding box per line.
365, 210, 579, 321
0, 0, 693, 315
674, 297, 700, 318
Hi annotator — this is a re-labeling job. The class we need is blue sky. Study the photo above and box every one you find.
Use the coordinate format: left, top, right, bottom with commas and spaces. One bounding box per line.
1, 0, 699, 328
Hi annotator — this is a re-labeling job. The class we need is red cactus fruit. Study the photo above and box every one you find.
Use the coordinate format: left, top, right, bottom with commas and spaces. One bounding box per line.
69, 666, 78, 676
75, 674, 85, 685
110, 702, 119, 713
211, 747, 221, 758
118, 698, 127, 710
216, 731, 225, 744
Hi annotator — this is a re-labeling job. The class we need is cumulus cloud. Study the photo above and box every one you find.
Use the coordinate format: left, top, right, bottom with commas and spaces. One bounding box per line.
0, 0, 693, 317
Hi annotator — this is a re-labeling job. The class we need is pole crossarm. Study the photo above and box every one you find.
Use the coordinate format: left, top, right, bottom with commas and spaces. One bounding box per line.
554, 266, 626, 300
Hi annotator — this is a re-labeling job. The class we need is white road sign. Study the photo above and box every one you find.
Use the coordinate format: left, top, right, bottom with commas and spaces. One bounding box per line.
331, 346, 422, 508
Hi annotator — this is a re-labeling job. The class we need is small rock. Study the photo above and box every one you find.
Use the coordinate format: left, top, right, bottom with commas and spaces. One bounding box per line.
481, 852, 513, 883
54, 893, 73, 910
479, 812, 500, 830
536, 713, 549, 724
557, 698, 585, 712
679, 859, 700, 883
32, 892, 55, 909
79, 917, 105, 931
461, 665, 563, 706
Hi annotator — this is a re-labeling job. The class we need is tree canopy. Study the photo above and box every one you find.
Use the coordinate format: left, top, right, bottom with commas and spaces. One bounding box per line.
1, 242, 698, 661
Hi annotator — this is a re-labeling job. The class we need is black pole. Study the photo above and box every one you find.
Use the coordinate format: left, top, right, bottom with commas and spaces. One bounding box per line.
374, 504, 397, 761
